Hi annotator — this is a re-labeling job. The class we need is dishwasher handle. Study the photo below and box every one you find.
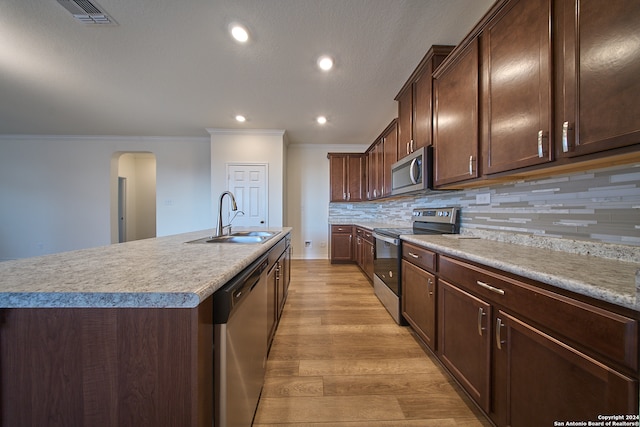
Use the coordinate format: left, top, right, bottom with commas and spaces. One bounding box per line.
213, 254, 269, 324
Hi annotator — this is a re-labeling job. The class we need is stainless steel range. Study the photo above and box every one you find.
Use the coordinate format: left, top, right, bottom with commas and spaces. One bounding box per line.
372, 207, 459, 324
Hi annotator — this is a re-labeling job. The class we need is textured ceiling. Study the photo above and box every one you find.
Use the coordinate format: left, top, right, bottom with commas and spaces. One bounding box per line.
0, 0, 494, 144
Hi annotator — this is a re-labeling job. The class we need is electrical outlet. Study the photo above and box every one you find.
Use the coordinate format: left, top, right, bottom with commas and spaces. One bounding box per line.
476, 193, 491, 205
304, 241, 312, 248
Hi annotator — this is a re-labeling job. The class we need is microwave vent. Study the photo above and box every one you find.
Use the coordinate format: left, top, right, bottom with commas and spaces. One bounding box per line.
56, 0, 116, 25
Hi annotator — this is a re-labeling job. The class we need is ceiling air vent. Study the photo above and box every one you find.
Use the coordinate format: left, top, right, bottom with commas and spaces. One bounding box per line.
56, 0, 116, 25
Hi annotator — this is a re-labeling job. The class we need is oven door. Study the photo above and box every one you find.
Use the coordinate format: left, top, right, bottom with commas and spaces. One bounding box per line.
372, 232, 400, 296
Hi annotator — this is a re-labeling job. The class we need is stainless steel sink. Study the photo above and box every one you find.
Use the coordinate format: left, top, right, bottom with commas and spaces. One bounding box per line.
228, 231, 275, 237
187, 231, 280, 244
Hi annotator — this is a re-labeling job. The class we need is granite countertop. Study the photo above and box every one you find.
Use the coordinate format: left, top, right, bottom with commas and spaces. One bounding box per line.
401, 234, 640, 312
331, 221, 409, 231
0, 227, 292, 309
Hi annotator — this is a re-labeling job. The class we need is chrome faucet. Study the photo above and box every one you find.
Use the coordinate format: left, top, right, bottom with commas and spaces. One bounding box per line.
216, 191, 238, 236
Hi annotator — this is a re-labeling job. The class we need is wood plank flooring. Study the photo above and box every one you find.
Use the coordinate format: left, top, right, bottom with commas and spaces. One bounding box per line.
253, 260, 492, 427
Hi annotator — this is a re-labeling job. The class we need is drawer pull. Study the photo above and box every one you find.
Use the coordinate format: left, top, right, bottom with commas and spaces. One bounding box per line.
407, 252, 420, 259
496, 317, 505, 350
477, 307, 486, 336
476, 280, 505, 295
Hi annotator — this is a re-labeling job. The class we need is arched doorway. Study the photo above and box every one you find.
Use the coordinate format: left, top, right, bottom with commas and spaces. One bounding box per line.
111, 152, 156, 243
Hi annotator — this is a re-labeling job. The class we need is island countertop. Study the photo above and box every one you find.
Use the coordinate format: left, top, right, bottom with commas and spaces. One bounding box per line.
0, 228, 292, 309
401, 234, 640, 313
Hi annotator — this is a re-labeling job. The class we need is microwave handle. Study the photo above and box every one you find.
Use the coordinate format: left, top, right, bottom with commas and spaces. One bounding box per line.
409, 158, 419, 184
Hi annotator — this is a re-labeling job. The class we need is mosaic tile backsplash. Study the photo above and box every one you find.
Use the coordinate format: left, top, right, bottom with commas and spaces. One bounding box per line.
329, 163, 640, 262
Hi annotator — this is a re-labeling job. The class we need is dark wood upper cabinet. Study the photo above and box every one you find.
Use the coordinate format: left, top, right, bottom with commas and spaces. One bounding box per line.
556, 0, 640, 158
396, 87, 413, 159
396, 46, 454, 160
366, 139, 383, 200
327, 153, 364, 202
481, 0, 553, 174
382, 120, 397, 197
433, 39, 480, 187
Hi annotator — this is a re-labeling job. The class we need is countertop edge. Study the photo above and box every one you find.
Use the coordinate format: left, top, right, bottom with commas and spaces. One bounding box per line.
0, 228, 292, 309
400, 234, 639, 312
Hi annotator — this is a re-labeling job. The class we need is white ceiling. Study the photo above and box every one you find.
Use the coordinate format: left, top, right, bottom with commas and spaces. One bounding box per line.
0, 0, 494, 145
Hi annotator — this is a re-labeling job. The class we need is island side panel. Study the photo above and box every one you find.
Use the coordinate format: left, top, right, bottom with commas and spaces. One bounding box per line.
0, 303, 213, 427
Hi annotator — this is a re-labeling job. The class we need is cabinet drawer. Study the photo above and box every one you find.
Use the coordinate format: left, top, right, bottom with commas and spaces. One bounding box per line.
331, 225, 352, 234
439, 256, 638, 372
362, 229, 373, 244
402, 242, 437, 272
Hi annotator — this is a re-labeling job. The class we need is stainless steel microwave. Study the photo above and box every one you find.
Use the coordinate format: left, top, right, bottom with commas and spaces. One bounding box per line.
390, 146, 433, 196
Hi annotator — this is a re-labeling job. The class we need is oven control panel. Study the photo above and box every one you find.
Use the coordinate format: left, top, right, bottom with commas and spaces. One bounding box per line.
412, 207, 458, 224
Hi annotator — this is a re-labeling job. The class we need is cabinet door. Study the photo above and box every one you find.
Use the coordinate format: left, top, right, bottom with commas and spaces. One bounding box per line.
330, 226, 353, 263
366, 148, 375, 200
355, 235, 363, 268
438, 279, 491, 412
413, 70, 432, 152
363, 239, 374, 282
267, 265, 277, 345
276, 259, 286, 318
328, 155, 346, 201
482, 0, 553, 174
433, 39, 480, 187
397, 87, 413, 159
492, 310, 638, 427
382, 122, 397, 197
368, 140, 384, 199
558, 0, 640, 157
347, 155, 364, 202
402, 260, 437, 350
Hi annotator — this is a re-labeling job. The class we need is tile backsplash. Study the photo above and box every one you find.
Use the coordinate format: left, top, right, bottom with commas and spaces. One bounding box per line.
329, 163, 640, 262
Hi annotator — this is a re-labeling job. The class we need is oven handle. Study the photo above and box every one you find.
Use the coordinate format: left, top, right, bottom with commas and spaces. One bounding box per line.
372, 232, 400, 246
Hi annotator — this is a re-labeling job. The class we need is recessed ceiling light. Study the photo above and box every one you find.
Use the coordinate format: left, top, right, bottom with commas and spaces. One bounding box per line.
235, 115, 246, 122
316, 116, 327, 125
317, 55, 334, 71
230, 24, 249, 43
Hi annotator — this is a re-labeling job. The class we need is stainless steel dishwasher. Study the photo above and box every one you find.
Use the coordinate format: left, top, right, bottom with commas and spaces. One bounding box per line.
213, 254, 269, 427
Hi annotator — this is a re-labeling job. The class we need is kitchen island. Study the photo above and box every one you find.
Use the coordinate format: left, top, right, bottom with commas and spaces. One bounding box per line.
0, 227, 291, 427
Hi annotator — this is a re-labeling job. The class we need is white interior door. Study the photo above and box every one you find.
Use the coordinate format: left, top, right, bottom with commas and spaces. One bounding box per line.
227, 164, 268, 227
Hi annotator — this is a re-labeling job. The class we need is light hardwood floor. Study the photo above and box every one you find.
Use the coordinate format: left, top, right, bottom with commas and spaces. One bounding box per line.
253, 260, 492, 427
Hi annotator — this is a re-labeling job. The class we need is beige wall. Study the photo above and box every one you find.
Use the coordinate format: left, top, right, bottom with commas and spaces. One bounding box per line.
209, 129, 286, 227
287, 143, 369, 259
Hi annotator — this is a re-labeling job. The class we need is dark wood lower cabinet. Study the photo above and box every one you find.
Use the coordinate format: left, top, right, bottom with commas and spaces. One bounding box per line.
330, 225, 353, 263
438, 279, 491, 413
401, 260, 437, 350
362, 238, 374, 282
431, 254, 639, 426
491, 310, 638, 427
0, 301, 213, 427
